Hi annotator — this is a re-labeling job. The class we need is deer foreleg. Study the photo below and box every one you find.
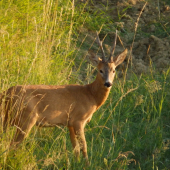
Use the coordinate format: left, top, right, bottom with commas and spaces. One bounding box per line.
68, 126, 80, 159
73, 123, 89, 164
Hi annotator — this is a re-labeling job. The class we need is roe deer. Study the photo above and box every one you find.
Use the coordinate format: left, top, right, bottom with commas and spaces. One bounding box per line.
0, 31, 127, 163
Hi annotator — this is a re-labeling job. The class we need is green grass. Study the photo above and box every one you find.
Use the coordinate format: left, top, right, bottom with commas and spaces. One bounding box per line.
0, 0, 170, 169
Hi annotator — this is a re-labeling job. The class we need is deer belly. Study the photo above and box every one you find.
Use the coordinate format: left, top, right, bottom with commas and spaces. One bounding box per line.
36, 111, 70, 127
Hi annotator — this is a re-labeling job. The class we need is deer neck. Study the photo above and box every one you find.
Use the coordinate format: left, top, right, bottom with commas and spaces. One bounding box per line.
88, 73, 111, 109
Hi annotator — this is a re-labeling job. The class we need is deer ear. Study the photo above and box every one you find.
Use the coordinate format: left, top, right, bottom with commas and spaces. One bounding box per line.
113, 49, 128, 67
88, 50, 102, 66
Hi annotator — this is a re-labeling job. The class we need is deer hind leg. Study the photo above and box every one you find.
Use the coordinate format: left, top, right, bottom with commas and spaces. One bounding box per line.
11, 113, 38, 146
2, 110, 13, 133
2, 113, 8, 133
68, 126, 80, 159
1, 105, 9, 133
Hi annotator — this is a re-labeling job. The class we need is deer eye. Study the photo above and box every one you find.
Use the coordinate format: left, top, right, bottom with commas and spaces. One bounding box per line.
100, 70, 103, 73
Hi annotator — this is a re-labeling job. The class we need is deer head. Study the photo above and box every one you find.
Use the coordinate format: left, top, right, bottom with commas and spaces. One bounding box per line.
89, 31, 128, 88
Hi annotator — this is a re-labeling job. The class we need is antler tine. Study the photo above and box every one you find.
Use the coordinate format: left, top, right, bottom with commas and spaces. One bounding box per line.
96, 31, 106, 62
110, 30, 117, 62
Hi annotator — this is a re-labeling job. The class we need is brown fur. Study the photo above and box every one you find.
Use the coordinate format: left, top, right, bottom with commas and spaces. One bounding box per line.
1, 49, 128, 163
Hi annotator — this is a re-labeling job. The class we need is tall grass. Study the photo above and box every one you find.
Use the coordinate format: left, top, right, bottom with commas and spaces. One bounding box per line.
0, 0, 170, 169
0, 0, 77, 88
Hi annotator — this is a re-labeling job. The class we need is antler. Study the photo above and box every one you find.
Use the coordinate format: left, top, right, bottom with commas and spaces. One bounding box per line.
109, 30, 117, 62
96, 31, 106, 62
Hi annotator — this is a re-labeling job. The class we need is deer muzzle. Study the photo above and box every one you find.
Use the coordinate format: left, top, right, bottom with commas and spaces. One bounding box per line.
104, 82, 112, 87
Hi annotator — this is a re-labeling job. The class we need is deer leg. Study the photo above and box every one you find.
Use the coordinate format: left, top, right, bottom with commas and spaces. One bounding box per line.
2, 117, 7, 133
68, 126, 80, 159
73, 123, 89, 164
2, 111, 9, 133
11, 113, 38, 146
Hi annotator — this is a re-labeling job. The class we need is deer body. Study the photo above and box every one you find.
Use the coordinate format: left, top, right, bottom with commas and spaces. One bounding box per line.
5, 83, 101, 128
1, 32, 127, 163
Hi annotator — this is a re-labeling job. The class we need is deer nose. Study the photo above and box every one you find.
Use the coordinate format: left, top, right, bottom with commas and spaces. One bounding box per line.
104, 82, 112, 87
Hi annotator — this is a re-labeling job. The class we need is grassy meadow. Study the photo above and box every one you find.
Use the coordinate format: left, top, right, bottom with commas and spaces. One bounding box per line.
0, 0, 170, 169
